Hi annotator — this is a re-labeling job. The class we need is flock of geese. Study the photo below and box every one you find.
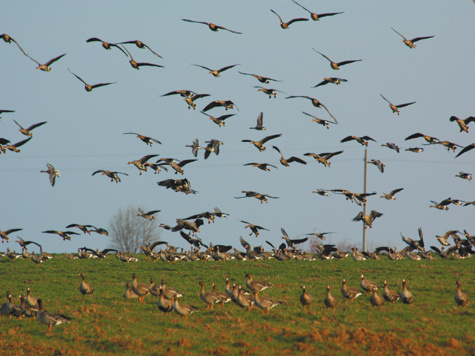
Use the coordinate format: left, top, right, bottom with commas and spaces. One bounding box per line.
0, 272, 470, 332
1, 2, 474, 259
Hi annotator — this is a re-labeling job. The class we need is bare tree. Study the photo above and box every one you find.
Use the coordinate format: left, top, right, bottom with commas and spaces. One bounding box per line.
108, 205, 161, 253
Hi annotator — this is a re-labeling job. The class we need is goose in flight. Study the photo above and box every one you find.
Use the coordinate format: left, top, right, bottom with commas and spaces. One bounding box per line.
270, 9, 309, 29
86, 37, 128, 56
1, 33, 27, 55
391, 27, 434, 49
242, 133, 282, 152
117, 39, 162, 57
68, 68, 116, 92
181, 19, 242, 34
272, 146, 306, 166
92, 170, 128, 183
380, 94, 416, 115
40, 163, 60, 186
192, 63, 239, 77
291, 0, 343, 21
285, 95, 337, 123
238, 71, 281, 84
250, 112, 267, 130
313, 49, 362, 70
13, 120, 47, 137
123, 132, 161, 146
122, 46, 163, 70
26, 53, 66, 72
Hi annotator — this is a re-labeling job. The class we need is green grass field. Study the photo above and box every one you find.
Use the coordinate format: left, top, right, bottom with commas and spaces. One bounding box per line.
0, 255, 473, 355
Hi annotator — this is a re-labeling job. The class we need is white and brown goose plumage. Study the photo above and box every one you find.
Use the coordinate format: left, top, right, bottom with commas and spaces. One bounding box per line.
78, 273, 94, 298
299, 285, 313, 312
400, 279, 415, 305
382, 281, 400, 304
454, 280, 470, 308
37, 299, 71, 332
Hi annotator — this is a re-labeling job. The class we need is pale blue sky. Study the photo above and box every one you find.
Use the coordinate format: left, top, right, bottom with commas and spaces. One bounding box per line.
2, 1, 474, 254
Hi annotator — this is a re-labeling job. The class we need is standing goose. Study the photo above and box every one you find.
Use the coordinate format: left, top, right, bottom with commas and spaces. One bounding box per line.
13, 120, 47, 137
400, 279, 415, 305
380, 94, 416, 115
68, 68, 116, 92
131, 273, 151, 302
299, 285, 313, 312
291, 0, 343, 21
160, 280, 183, 300
454, 280, 470, 308
123, 283, 139, 299
245, 273, 270, 293
157, 287, 173, 314
181, 19, 242, 34
324, 286, 338, 313
26, 53, 66, 71
313, 49, 362, 70
78, 273, 94, 298
270, 9, 309, 29
212, 283, 231, 307
382, 281, 400, 303
40, 163, 60, 186
235, 286, 254, 311
360, 275, 380, 295
25, 287, 39, 310
369, 288, 384, 311
391, 27, 434, 48
18, 295, 36, 321
198, 281, 220, 310
172, 295, 199, 319
37, 299, 71, 332
341, 279, 362, 303
253, 290, 281, 315
117, 39, 162, 57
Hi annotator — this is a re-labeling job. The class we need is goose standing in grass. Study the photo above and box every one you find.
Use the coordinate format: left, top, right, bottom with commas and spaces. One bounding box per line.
157, 287, 173, 314
37, 299, 71, 332
369, 288, 384, 311
172, 295, 198, 319
253, 290, 281, 315
400, 279, 415, 305
160, 280, 183, 300
18, 294, 36, 321
245, 273, 271, 293
123, 283, 139, 299
324, 286, 337, 313
454, 280, 470, 308
131, 273, 151, 302
360, 275, 380, 295
78, 273, 94, 298
341, 279, 362, 303
235, 286, 254, 311
0, 292, 16, 318
212, 283, 231, 307
198, 281, 221, 310
299, 286, 313, 312
382, 281, 400, 303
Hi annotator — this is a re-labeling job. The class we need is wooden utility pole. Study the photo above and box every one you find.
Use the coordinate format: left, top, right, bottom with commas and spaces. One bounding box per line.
362, 147, 368, 251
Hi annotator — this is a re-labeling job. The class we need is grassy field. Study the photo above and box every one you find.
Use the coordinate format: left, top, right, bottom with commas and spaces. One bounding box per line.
0, 255, 473, 355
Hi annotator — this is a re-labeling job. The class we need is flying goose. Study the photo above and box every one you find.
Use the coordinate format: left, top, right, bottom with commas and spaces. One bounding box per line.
238, 71, 281, 84
92, 170, 128, 183
380, 94, 416, 115
455, 172, 472, 181
40, 163, 60, 186
341, 135, 376, 146
449, 116, 475, 133
304, 151, 343, 167
255, 86, 286, 99
127, 154, 159, 175
26, 53, 66, 71
291, 0, 343, 21
313, 49, 362, 70
42, 230, 79, 241
137, 208, 161, 220
313, 77, 348, 87
302, 111, 337, 129
235, 191, 279, 204
192, 63, 239, 77
244, 162, 277, 172
0, 228, 23, 243
250, 112, 267, 130
13, 120, 47, 137
181, 19, 242, 34
1, 33, 27, 55
270, 9, 309, 29
117, 39, 162, 57
380, 188, 404, 200
242, 133, 282, 151
391, 27, 434, 48
123, 132, 161, 146
273, 146, 306, 166
200, 111, 235, 127
0, 137, 32, 154
86, 37, 128, 56
202, 100, 238, 112
353, 210, 383, 228
68, 68, 115, 92
121, 46, 163, 70
285, 95, 337, 122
